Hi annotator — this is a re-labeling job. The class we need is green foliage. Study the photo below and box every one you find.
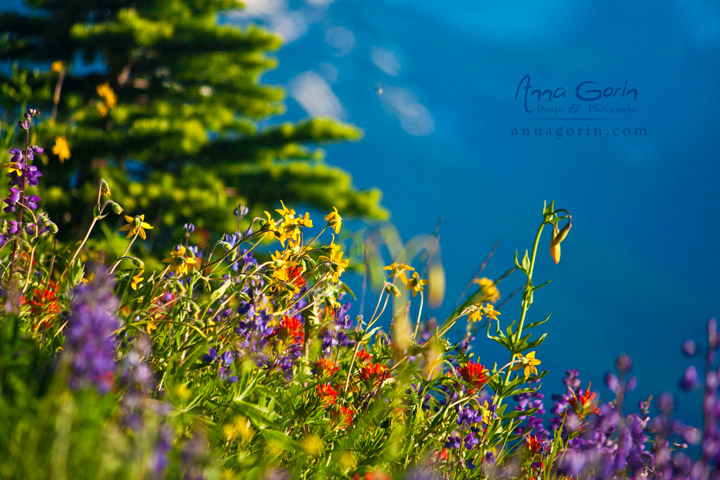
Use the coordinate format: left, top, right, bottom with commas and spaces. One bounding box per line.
0, 0, 387, 255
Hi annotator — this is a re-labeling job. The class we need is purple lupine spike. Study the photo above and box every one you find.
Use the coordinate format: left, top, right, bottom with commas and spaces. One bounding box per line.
63, 265, 120, 393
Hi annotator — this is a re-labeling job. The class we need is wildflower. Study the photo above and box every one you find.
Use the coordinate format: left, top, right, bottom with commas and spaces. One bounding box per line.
473, 277, 500, 303
314, 357, 339, 377
512, 351, 542, 380
324, 206, 342, 234
96, 82, 117, 116
550, 221, 571, 264
130, 270, 144, 290
405, 271, 429, 297
526, 435, 543, 455
162, 245, 198, 276
464, 431, 480, 450
383, 261, 414, 284
680, 365, 700, 391
320, 239, 349, 282
317, 383, 339, 404
51, 60, 65, 73
457, 362, 488, 393
568, 382, 599, 418
359, 362, 388, 386
62, 266, 120, 393
468, 303, 501, 323
274, 315, 305, 345
119, 214, 153, 240
52, 136, 71, 163
444, 433, 462, 449
336, 405, 354, 428
357, 349, 372, 365
24, 281, 61, 331
296, 211, 313, 228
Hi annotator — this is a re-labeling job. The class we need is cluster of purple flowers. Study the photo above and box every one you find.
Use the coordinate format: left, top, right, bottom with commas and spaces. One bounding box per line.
513, 379, 547, 438
4, 146, 43, 214
202, 347, 238, 383
63, 266, 120, 393
318, 301, 355, 355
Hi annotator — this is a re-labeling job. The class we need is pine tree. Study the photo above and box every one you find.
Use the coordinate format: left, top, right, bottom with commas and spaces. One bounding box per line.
0, 0, 386, 255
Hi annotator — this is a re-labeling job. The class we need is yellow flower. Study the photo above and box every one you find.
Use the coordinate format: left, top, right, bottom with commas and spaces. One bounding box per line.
130, 270, 144, 290
550, 222, 572, 265
319, 238, 349, 282
96, 82, 117, 109
96, 82, 117, 117
297, 212, 313, 228
263, 211, 279, 233
405, 271, 429, 297
512, 351, 542, 380
473, 277, 500, 303
324, 206, 342, 234
275, 200, 295, 219
119, 214, 153, 240
52, 137, 71, 163
163, 245, 198, 277
7, 163, 23, 176
468, 303, 501, 323
384, 261, 414, 285
51, 61, 65, 74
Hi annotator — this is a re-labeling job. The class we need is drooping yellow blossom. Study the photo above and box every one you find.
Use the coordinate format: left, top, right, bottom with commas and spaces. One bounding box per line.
163, 245, 198, 277
550, 222, 572, 265
405, 271, 429, 297
473, 277, 500, 303
52, 137, 71, 163
96, 82, 117, 116
324, 206, 342, 234
130, 270, 144, 290
51, 61, 65, 74
119, 214, 153, 240
468, 303, 501, 323
512, 351, 542, 380
384, 261, 414, 285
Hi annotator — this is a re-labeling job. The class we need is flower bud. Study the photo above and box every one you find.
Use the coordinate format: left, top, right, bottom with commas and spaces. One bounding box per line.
109, 201, 124, 215
385, 283, 401, 298
549, 221, 571, 265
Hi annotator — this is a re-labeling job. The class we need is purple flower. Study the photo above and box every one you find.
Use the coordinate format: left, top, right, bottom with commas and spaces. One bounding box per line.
444, 433, 461, 449
680, 365, 700, 391
463, 431, 479, 450
63, 266, 120, 393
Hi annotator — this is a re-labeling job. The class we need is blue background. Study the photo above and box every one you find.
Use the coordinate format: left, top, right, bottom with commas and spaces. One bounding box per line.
227, 0, 720, 423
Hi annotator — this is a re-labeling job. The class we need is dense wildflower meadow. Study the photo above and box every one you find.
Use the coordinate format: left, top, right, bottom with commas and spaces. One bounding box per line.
1, 109, 719, 480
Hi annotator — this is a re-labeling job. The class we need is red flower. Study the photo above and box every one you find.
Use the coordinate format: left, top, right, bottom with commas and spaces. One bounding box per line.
336, 405, 354, 428
359, 362, 388, 386
315, 357, 339, 377
287, 265, 306, 289
23, 281, 61, 331
457, 362, 488, 393
569, 382, 599, 418
526, 435, 543, 455
275, 315, 305, 345
357, 349, 372, 365
317, 383, 339, 405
